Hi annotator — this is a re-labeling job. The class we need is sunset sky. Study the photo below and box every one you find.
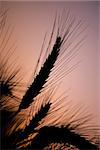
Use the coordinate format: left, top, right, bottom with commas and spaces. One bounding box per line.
0, 1, 99, 125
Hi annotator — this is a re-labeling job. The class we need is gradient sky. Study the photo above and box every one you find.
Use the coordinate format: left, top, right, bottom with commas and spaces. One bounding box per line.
0, 1, 99, 125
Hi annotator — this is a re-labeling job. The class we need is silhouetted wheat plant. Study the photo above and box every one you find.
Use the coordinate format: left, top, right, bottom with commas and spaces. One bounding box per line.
0, 9, 100, 150
0, 9, 25, 149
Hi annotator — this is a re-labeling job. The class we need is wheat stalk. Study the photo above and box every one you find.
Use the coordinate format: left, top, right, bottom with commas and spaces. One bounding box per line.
18, 36, 62, 111
0, 10, 23, 111
16, 102, 51, 145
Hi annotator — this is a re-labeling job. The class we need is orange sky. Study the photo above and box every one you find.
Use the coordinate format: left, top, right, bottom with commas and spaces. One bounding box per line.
0, 1, 99, 126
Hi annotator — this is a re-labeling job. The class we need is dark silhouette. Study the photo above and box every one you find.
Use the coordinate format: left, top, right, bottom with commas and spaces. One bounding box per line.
0, 9, 99, 150
17, 102, 51, 141
18, 36, 62, 111
31, 126, 99, 150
